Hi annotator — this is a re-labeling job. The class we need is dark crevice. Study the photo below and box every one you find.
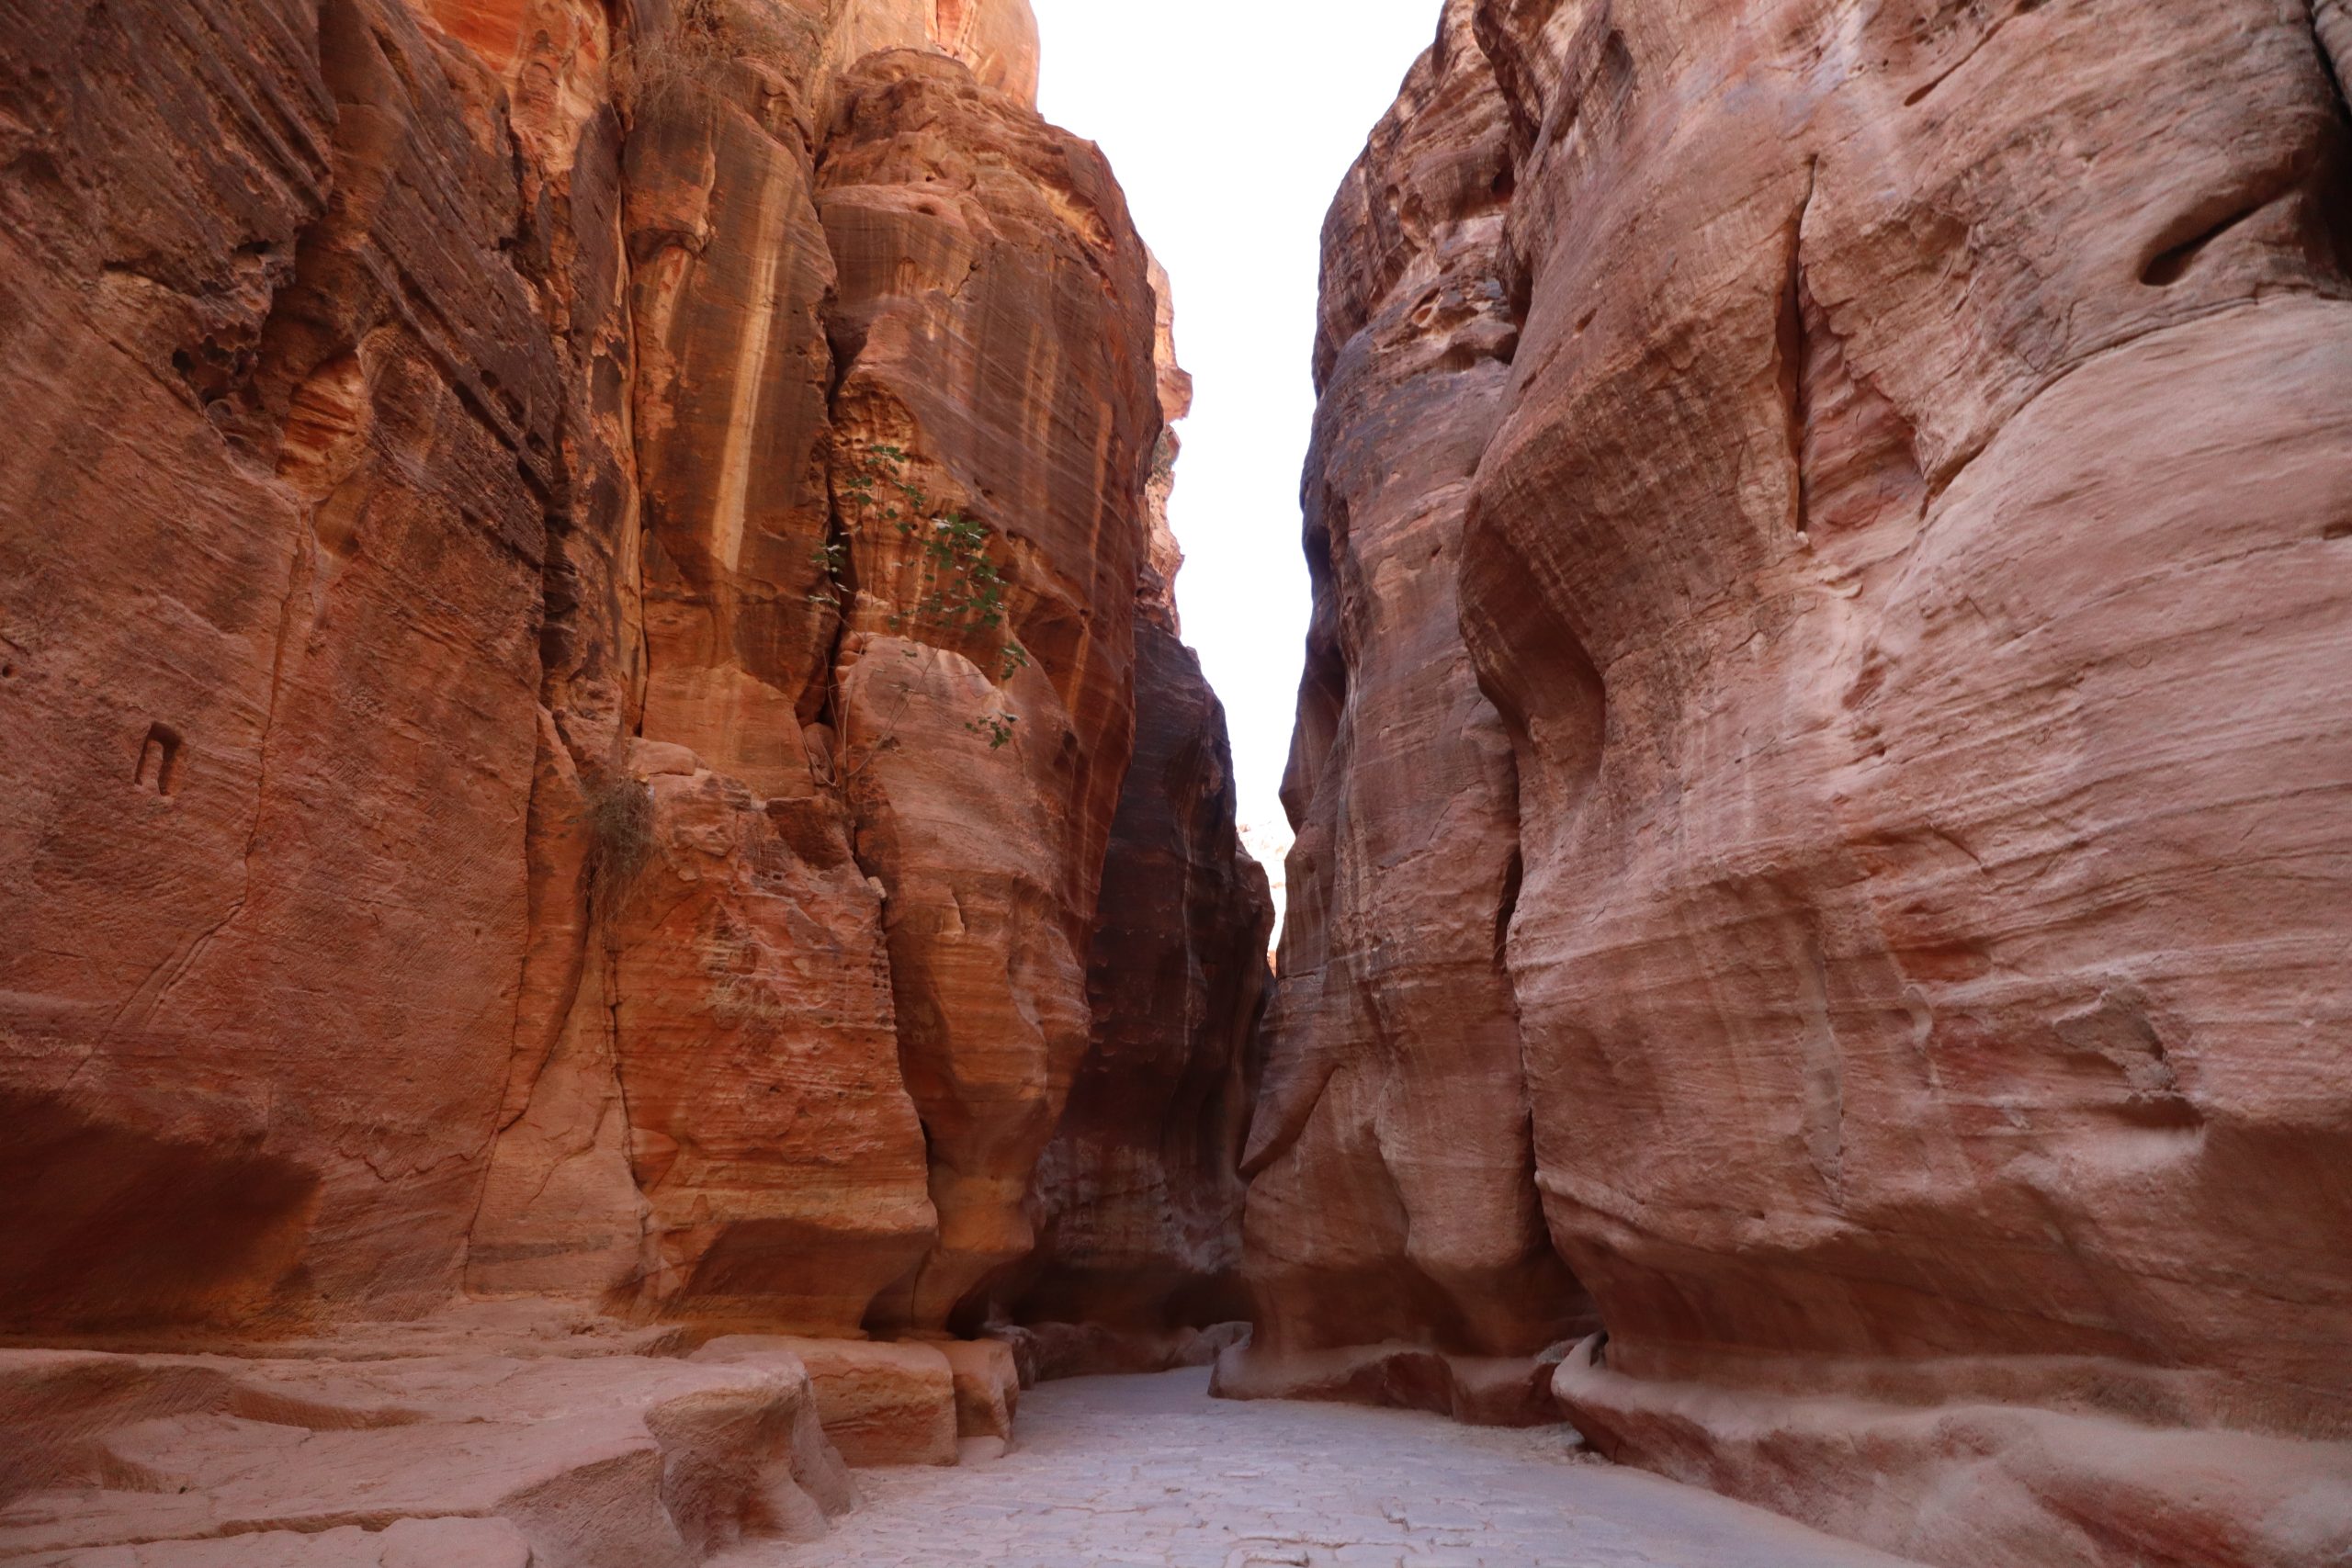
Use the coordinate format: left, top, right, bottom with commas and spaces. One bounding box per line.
135, 724, 184, 796
1776, 162, 1819, 537
2141, 196, 2270, 288
1493, 849, 1523, 973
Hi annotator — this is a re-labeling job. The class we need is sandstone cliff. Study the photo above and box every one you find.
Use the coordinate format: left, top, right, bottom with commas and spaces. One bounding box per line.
993, 272, 1276, 1371
1245, 0, 2352, 1562
1216, 0, 1593, 1427
0, 0, 1258, 1555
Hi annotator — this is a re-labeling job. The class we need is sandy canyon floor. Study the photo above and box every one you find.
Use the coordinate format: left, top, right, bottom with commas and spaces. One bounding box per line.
760, 1370, 1926, 1568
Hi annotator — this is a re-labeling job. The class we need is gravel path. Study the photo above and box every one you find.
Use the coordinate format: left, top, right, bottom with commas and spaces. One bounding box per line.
761, 1368, 1924, 1567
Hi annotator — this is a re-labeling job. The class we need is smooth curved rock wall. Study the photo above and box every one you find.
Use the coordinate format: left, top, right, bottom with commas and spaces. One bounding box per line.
1249, 0, 2352, 1560
1222, 0, 1593, 1428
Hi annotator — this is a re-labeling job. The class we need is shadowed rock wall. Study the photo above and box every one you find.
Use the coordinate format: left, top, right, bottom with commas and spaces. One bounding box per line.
1246, 0, 2352, 1560
978, 258, 1274, 1378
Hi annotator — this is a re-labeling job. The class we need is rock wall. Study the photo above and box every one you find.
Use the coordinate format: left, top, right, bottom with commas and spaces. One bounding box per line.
1250, 0, 2352, 1561
987, 259, 1274, 1376
1216, 0, 1592, 1428
0, 0, 1261, 1551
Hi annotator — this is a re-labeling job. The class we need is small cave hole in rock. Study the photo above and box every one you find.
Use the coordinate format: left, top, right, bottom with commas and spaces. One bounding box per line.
135, 723, 183, 796
2141, 193, 2271, 287
1493, 848, 1524, 969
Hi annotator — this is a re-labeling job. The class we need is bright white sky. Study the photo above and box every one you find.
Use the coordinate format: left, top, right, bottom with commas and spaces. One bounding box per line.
1030, 0, 1443, 864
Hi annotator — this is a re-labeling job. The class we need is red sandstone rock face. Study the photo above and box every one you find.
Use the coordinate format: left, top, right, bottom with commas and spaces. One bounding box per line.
1262, 0, 2352, 1561
0, 0, 1260, 1540
1221, 0, 1592, 1427
1008, 621, 1271, 1342
1, 0, 1244, 1474
997, 267, 1273, 1362
0, 0, 564, 1333
815, 45, 1165, 1332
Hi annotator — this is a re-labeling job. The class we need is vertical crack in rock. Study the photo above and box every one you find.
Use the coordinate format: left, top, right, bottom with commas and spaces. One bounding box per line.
1775, 160, 1817, 543
1792, 922, 1845, 1207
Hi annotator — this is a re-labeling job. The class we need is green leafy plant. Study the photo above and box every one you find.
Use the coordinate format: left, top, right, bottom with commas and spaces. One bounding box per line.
808, 444, 1033, 757
966, 713, 1018, 750
829, 446, 1023, 659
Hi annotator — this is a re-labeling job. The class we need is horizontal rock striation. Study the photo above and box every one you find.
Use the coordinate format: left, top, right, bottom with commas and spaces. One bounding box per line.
1252, 0, 2352, 1561
0, 1320, 855, 1564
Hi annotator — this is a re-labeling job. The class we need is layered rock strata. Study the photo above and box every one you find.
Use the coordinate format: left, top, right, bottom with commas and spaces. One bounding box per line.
1253, 0, 2352, 1562
1218, 0, 1593, 1428
0, 1318, 854, 1565
0, 0, 1258, 1552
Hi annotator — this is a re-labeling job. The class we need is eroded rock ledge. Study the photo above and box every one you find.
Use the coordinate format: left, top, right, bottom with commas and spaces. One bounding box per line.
1238, 0, 2352, 1564
0, 0, 1264, 1557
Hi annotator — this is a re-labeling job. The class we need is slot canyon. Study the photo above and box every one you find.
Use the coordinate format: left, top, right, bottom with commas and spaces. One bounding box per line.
0, 0, 2346, 1564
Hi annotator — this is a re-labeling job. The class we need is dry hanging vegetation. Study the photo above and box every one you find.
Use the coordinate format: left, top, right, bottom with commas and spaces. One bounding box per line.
620, 0, 739, 119
580, 772, 655, 926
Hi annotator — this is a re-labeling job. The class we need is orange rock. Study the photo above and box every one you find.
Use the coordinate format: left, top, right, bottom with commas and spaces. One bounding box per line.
0, 0, 1206, 1377
817, 46, 1164, 1332
0, 0, 562, 1333
941, 1336, 1020, 1444
996, 254, 1275, 1360
0, 1339, 853, 1561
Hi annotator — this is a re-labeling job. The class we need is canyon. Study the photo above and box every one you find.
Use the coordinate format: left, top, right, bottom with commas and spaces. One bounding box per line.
2, 1, 2349, 1566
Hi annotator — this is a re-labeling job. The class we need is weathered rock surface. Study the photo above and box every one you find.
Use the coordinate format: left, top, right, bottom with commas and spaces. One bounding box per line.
1222, 0, 1592, 1424
0, 1336, 853, 1564
0, 0, 555, 1335
1004, 621, 1269, 1340
0, 0, 1206, 1339
0, 0, 1266, 1551
817, 43, 1164, 1333
695, 1335, 958, 1467
1255, 0, 2352, 1562
988, 265, 1275, 1370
